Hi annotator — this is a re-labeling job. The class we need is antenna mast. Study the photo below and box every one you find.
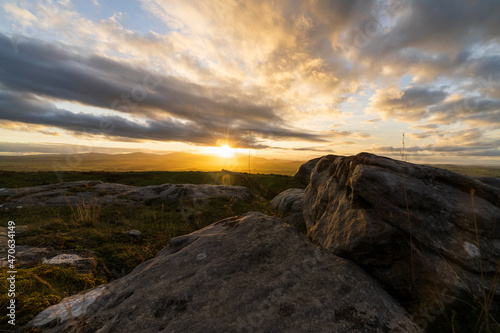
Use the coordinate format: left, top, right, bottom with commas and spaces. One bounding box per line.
247, 130, 251, 173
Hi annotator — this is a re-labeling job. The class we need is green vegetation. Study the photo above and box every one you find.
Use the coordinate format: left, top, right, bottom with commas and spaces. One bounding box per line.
0, 170, 302, 328
428, 164, 500, 178
5, 166, 497, 331
0, 266, 105, 330
0, 170, 305, 199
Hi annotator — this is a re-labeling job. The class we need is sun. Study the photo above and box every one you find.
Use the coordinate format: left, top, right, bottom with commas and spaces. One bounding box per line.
216, 144, 234, 158
205, 144, 236, 158
203, 143, 237, 158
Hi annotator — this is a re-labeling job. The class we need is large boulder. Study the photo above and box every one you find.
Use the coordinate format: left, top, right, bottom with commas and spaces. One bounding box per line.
28, 212, 421, 332
270, 188, 306, 231
294, 157, 323, 185
303, 153, 500, 308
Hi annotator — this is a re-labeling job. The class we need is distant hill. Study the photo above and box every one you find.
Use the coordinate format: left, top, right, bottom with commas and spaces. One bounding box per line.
0, 152, 304, 175
2, 152, 498, 177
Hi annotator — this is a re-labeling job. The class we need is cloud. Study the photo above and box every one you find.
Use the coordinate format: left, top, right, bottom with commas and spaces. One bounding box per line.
375, 128, 500, 157
1, 0, 500, 161
356, 0, 500, 65
0, 142, 146, 155
363, 118, 381, 124
428, 97, 500, 125
375, 143, 500, 157
2, 3, 37, 24
367, 85, 448, 121
0, 90, 326, 149
0, 33, 332, 146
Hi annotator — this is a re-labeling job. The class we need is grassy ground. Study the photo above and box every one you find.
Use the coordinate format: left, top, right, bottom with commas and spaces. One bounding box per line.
428, 164, 500, 178
0, 170, 304, 200
0, 171, 304, 329
2, 167, 497, 331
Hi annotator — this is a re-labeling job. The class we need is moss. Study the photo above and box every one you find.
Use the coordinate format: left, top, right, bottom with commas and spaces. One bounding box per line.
0, 266, 105, 328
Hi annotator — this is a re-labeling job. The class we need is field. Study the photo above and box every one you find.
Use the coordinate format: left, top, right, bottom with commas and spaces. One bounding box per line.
0, 152, 304, 175
0, 170, 304, 329
428, 164, 500, 178
0, 164, 498, 330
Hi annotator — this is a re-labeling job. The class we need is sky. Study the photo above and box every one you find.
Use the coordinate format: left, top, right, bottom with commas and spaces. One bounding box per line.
0, 0, 499, 165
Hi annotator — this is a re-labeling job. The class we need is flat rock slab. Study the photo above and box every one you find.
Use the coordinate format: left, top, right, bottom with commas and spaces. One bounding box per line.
0, 180, 255, 209
28, 212, 421, 332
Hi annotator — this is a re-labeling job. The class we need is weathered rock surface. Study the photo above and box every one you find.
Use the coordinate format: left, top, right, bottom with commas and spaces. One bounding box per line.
304, 153, 500, 306
477, 176, 500, 189
294, 157, 322, 185
0, 226, 46, 267
11, 245, 52, 265
28, 212, 421, 333
271, 188, 306, 231
127, 229, 142, 238
42, 254, 97, 273
0, 180, 255, 209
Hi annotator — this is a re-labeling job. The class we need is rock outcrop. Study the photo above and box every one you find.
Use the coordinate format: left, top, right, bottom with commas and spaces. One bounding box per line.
294, 157, 323, 185
28, 212, 421, 333
0, 180, 255, 209
303, 153, 500, 307
270, 188, 306, 231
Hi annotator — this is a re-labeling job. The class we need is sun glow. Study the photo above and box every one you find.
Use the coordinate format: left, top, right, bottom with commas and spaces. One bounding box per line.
206, 144, 235, 158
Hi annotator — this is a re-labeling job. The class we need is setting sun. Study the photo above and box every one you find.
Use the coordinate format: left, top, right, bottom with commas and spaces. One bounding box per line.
217, 144, 234, 158
206, 144, 235, 158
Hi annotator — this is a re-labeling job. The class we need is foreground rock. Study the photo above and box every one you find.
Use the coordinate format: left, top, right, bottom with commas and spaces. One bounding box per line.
271, 188, 306, 231
304, 153, 500, 307
0, 180, 255, 209
28, 212, 421, 332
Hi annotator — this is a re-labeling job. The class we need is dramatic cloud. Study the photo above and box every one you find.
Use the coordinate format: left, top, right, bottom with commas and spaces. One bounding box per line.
368, 86, 448, 121
375, 128, 500, 159
0, 0, 499, 161
428, 98, 500, 125
0, 33, 328, 147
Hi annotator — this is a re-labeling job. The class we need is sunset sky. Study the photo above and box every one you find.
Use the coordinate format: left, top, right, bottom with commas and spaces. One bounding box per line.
0, 0, 499, 164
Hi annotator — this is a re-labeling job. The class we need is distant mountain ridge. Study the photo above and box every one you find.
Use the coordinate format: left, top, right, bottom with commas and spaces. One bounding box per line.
0, 152, 303, 175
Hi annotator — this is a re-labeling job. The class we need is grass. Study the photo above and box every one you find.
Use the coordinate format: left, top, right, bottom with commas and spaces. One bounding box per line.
0, 170, 305, 200
0, 266, 105, 331
0, 170, 298, 328
69, 199, 102, 227
426, 294, 500, 333
428, 165, 500, 178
